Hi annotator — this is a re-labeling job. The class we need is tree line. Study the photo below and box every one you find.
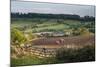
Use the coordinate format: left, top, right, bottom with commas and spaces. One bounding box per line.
11, 13, 95, 21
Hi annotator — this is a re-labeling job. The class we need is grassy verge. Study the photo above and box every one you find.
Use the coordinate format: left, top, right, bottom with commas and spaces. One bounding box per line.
11, 55, 57, 66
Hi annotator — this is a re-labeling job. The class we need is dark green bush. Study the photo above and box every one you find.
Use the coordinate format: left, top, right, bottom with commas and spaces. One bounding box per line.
55, 45, 95, 63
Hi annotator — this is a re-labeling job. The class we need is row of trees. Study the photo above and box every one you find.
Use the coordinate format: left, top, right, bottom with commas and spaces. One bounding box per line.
11, 13, 95, 21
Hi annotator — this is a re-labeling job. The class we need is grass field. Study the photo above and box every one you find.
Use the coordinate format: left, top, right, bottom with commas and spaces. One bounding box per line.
11, 19, 87, 33
11, 18, 95, 66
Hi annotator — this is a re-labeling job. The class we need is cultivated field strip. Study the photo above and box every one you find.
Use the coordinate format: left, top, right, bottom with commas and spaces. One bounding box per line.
31, 35, 95, 46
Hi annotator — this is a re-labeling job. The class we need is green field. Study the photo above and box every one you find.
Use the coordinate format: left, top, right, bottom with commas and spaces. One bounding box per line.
11, 18, 90, 33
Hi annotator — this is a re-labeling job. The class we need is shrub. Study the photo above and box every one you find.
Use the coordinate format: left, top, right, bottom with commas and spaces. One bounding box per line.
55, 45, 95, 63
11, 28, 27, 46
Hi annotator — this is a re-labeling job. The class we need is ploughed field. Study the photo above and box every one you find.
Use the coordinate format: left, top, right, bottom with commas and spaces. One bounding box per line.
31, 35, 95, 49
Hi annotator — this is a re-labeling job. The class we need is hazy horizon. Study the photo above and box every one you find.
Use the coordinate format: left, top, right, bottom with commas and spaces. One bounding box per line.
11, 1, 95, 17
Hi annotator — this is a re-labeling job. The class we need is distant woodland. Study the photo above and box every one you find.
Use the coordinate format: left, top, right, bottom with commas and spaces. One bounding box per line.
11, 13, 95, 21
